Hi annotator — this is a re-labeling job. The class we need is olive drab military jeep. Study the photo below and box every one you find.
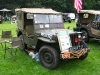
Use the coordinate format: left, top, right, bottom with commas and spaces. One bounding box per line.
15, 8, 90, 70
76, 10, 100, 42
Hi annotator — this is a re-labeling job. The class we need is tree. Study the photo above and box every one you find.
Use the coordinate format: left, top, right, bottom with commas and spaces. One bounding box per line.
83, 0, 95, 10
0, 0, 100, 14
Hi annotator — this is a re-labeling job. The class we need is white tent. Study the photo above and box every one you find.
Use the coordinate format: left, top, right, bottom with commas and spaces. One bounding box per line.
0, 8, 11, 16
0, 8, 11, 11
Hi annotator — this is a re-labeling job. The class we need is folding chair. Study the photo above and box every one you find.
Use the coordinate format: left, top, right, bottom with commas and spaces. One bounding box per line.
4, 37, 21, 61
0, 30, 12, 47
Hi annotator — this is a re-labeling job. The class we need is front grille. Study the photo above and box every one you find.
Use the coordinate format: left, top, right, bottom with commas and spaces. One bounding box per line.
70, 33, 79, 46
69, 33, 83, 52
69, 45, 83, 52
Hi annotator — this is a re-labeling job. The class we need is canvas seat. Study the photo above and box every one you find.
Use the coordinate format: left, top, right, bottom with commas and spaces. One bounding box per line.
25, 25, 34, 38
4, 37, 22, 61
0, 30, 12, 47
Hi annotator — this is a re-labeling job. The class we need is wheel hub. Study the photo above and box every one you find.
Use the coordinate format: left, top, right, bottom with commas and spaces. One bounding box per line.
44, 52, 53, 63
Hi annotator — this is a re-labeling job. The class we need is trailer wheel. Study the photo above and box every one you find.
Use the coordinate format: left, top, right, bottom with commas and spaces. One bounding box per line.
39, 45, 60, 70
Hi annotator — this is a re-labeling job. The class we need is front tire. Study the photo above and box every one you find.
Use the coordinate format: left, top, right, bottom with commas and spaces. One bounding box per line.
39, 45, 60, 70
79, 41, 89, 60
79, 53, 88, 60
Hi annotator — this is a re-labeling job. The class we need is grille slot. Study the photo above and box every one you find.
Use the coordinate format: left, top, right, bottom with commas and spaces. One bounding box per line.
69, 33, 83, 52
70, 33, 78, 46
69, 45, 83, 52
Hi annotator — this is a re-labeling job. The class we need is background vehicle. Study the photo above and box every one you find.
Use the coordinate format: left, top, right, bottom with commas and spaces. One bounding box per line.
62, 13, 71, 23
10, 15, 17, 24
67, 13, 75, 20
62, 13, 75, 23
76, 10, 100, 42
15, 8, 89, 70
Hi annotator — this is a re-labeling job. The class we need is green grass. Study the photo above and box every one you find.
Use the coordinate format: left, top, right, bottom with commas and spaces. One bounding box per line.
0, 21, 17, 37
64, 21, 76, 30
0, 21, 100, 75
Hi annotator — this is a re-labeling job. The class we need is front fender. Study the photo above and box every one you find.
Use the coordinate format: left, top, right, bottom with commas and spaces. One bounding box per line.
38, 37, 56, 43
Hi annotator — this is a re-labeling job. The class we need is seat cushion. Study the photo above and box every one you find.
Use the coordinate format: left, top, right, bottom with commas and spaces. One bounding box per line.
25, 25, 34, 36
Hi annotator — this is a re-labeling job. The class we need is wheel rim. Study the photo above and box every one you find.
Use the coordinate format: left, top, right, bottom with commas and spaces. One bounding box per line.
43, 51, 53, 64
82, 31, 88, 41
83, 32, 87, 38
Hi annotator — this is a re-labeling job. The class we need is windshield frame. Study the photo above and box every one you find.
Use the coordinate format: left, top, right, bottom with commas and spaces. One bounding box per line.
33, 14, 63, 24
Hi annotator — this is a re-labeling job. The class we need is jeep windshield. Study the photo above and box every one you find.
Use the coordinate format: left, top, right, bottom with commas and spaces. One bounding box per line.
34, 14, 63, 23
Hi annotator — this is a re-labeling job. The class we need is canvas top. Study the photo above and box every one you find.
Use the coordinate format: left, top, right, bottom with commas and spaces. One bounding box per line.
15, 8, 61, 14
80, 10, 100, 14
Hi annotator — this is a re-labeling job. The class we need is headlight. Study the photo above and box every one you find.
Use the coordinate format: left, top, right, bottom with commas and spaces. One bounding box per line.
78, 34, 81, 38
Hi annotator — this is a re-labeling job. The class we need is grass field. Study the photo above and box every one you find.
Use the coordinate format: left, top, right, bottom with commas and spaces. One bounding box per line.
0, 21, 100, 75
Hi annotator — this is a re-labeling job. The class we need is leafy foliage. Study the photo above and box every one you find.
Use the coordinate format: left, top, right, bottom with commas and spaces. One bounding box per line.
0, 0, 99, 13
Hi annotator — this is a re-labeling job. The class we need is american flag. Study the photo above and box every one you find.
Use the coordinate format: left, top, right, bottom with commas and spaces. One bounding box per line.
74, 0, 82, 13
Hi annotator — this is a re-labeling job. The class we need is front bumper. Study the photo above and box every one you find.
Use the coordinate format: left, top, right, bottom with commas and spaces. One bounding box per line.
61, 48, 90, 59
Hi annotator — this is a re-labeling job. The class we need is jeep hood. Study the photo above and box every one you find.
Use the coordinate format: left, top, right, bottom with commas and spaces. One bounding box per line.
36, 29, 81, 36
